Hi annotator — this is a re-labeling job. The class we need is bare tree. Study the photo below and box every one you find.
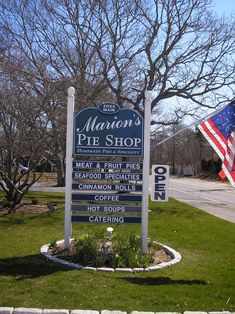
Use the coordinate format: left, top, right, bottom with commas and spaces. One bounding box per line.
0, 0, 115, 185
0, 59, 51, 212
2, 0, 234, 117
84, 0, 235, 119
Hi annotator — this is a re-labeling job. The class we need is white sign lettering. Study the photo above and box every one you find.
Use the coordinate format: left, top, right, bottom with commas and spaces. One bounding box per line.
77, 115, 141, 133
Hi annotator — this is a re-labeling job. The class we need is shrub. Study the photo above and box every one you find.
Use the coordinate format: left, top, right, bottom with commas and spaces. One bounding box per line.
53, 230, 161, 268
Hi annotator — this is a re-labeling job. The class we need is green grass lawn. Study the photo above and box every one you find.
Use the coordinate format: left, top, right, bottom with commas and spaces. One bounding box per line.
0, 191, 234, 312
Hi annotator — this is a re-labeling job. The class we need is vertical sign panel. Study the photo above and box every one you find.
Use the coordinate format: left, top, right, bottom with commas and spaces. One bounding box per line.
151, 165, 170, 202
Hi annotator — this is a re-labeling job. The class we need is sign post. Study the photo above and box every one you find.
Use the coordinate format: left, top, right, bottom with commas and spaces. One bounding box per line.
64, 87, 75, 248
141, 90, 152, 252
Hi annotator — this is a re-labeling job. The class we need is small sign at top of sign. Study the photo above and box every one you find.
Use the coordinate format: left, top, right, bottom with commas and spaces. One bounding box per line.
98, 103, 120, 114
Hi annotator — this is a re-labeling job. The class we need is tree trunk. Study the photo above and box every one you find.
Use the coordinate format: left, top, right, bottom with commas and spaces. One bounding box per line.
55, 159, 65, 186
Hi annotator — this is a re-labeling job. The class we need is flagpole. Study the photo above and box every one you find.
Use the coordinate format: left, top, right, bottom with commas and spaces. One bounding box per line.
154, 104, 230, 147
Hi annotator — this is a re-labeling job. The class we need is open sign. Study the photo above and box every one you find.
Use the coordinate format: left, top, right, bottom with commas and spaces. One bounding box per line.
151, 165, 169, 202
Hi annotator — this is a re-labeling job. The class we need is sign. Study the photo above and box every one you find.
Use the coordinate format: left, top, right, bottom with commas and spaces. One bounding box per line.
72, 183, 142, 192
72, 171, 142, 181
151, 165, 169, 202
72, 193, 142, 202
73, 160, 143, 170
97, 103, 120, 114
73, 105, 143, 156
64, 89, 152, 249
71, 204, 142, 213
71, 215, 141, 224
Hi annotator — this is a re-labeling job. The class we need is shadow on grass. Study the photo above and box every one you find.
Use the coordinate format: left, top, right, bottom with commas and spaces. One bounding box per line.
0, 211, 62, 225
121, 276, 207, 286
0, 254, 71, 279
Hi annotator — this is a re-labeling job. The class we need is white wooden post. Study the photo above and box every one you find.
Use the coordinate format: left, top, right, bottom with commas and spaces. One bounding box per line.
64, 87, 75, 248
141, 90, 152, 252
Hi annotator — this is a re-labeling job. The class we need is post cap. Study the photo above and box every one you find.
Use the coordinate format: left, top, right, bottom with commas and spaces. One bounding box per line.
145, 90, 153, 99
68, 86, 75, 96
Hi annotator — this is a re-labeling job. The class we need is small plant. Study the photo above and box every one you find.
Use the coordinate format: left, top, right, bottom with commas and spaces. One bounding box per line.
53, 230, 164, 268
49, 238, 58, 252
74, 231, 105, 266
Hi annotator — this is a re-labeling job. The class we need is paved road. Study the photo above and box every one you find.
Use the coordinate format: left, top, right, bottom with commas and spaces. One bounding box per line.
169, 177, 235, 223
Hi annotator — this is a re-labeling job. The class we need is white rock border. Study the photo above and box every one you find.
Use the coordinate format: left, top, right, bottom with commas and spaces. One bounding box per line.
40, 240, 181, 272
1, 309, 233, 314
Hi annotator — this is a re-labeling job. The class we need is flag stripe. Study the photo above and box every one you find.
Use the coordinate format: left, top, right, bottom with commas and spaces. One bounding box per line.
198, 121, 225, 160
224, 132, 235, 170
222, 164, 235, 187
206, 119, 227, 145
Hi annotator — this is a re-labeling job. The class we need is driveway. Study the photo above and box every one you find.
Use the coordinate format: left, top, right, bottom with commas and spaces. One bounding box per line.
169, 177, 235, 223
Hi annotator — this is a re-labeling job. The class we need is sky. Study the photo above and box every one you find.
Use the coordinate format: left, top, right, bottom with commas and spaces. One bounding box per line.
213, 0, 235, 16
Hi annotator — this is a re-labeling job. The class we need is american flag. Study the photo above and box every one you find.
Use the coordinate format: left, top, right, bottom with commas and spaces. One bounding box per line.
198, 101, 235, 187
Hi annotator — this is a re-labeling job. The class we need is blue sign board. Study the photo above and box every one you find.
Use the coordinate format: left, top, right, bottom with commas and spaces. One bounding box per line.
73, 160, 143, 170
72, 193, 142, 202
71, 204, 142, 213
73, 104, 143, 156
72, 183, 142, 192
69, 102, 145, 226
72, 171, 142, 181
71, 215, 141, 224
